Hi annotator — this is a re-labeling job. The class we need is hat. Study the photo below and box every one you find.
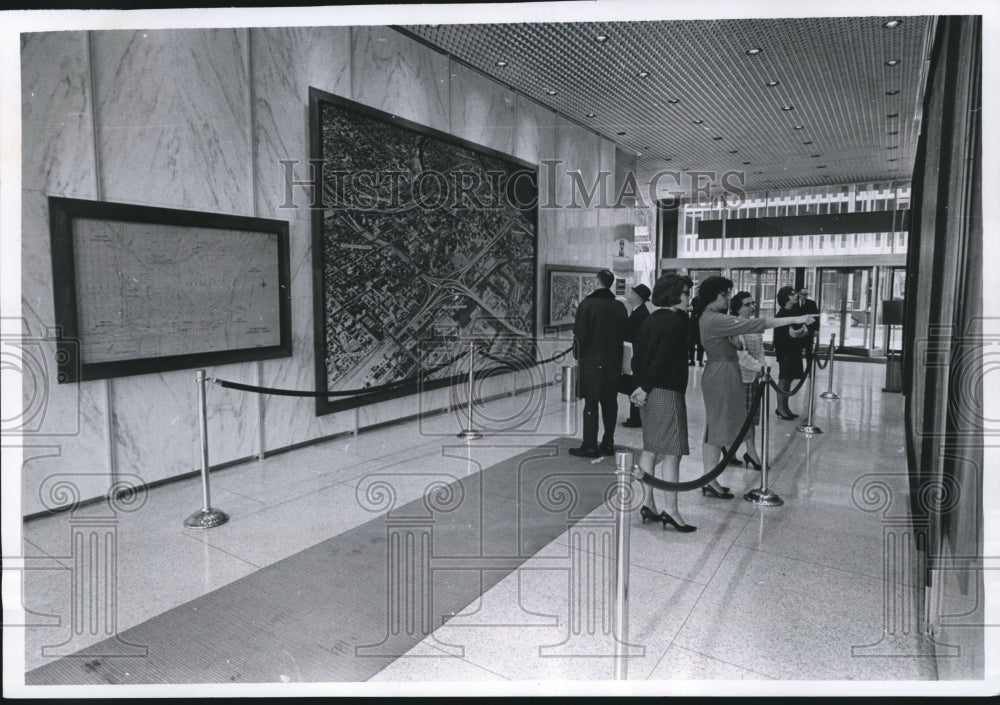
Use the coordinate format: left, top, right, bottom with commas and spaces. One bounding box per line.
632, 283, 651, 301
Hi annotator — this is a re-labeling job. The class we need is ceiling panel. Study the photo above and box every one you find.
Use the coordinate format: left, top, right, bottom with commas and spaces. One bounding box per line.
398, 16, 935, 197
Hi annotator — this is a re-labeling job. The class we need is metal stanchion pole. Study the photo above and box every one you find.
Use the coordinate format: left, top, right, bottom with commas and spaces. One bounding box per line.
796, 341, 823, 435
745, 368, 784, 506
820, 333, 840, 400
184, 370, 229, 528
613, 450, 633, 681
457, 340, 483, 440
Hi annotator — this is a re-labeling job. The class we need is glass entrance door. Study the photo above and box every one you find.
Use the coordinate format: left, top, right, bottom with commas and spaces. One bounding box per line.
817, 268, 874, 354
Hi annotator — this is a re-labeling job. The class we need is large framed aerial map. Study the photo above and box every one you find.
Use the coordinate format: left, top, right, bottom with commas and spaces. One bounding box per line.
309, 87, 538, 415
48, 197, 292, 383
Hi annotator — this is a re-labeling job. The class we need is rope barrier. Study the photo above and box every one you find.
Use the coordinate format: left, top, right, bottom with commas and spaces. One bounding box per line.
766, 359, 812, 398
631, 378, 765, 493
211, 344, 574, 400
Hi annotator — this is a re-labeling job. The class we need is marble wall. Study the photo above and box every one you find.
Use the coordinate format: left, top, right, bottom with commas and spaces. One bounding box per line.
20, 25, 626, 515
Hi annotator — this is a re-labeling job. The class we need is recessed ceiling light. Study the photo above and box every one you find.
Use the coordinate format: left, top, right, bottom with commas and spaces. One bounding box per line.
793, 125, 805, 130
803, 141, 814, 145
887, 145, 899, 150
664, 157, 673, 161
596, 34, 609, 42
885, 59, 900, 67
712, 136, 723, 140
810, 154, 821, 158
766, 80, 780, 87
586, 112, 596, 118
545, 89, 558, 96
781, 105, 794, 111
884, 19, 903, 29
742, 161, 751, 165
887, 113, 899, 118
495, 60, 508, 67
617, 131, 626, 136
888, 130, 899, 135
728, 149, 739, 153
817, 165, 827, 169
637, 70, 650, 78
886, 89, 900, 95
692, 119, 704, 124
667, 98, 680, 104
888, 158, 898, 162
746, 48, 762, 55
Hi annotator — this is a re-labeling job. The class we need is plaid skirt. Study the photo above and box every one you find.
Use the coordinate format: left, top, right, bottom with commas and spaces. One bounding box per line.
744, 381, 761, 425
639, 388, 689, 455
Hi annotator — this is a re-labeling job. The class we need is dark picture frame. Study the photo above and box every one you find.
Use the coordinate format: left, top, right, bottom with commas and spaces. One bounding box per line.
544, 265, 605, 328
49, 196, 292, 383
309, 87, 539, 416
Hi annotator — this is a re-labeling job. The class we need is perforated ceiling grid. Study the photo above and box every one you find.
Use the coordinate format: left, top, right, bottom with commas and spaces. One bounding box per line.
398, 16, 934, 195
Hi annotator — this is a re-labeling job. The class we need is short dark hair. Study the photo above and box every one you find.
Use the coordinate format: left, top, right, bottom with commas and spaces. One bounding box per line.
777, 285, 797, 307
651, 273, 693, 307
697, 275, 733, 306
729, 291, 753, 315
597, 269, 615, 288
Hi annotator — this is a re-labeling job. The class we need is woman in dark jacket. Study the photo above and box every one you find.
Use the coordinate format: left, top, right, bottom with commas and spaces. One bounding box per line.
772, 285, 809, 419
628, 273, 696, 532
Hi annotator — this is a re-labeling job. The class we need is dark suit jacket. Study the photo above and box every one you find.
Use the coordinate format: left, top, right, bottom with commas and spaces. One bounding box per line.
573, 287, 628, 399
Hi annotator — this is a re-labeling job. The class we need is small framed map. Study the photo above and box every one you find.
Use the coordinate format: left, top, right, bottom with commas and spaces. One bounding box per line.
49, 197, 292, 383
545, 265, 605, 328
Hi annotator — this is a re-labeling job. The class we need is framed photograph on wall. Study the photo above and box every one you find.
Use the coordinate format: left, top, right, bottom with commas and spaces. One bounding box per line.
48, 196, 292, 383
544, 265, 604, 328
309, 87, 539, 416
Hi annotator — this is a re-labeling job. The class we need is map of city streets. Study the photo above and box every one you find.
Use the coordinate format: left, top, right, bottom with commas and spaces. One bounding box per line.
311, 92, 538, 415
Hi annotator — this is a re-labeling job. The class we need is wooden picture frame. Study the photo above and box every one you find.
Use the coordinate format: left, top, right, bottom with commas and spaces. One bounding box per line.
49, 196, 292, 383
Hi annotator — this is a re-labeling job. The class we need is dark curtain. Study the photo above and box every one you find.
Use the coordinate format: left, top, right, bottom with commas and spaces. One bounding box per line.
902, 15, 982, 594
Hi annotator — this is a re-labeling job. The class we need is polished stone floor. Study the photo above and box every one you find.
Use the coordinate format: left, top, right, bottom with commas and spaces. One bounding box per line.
12, 360, 987, 696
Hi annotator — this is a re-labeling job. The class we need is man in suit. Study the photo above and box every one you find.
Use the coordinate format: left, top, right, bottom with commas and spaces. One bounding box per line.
622, 283, 651, 428
569, 269, 628, 458
795, 287, 821, 367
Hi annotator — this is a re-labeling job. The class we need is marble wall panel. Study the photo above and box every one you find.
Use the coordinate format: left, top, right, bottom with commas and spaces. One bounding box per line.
514, 94, 555, 167
250, 26, 354, 451
109, 369, 200, 487
20, 34, 109, 514
448, 60, 516, 157
351, 26, 449, 134
90, 28, 253, 215
21, 31, 97, 197
250, 25, 352, 223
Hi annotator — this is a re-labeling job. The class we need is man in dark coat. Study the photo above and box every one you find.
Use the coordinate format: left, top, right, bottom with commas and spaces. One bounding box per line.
794, 287, 821, 367
622, 283, 651, 428
569, 269, 628, 458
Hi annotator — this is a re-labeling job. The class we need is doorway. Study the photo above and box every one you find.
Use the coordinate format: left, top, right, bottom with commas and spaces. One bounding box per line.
817, 267, 874, 354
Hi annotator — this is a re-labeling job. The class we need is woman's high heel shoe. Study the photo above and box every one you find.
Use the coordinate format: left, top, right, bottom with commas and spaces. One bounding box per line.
660, 511, 696, 533
640, 506, 659, 525
701, 484, 735, 500
743, 452, 762, 471
775, 409, 796, 420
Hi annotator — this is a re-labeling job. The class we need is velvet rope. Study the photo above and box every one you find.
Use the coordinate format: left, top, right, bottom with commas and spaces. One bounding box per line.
631, 378, 765, 493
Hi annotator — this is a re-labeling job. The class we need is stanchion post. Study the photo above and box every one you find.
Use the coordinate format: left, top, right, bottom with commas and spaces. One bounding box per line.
820, 333, 840, 400
796, 341, 823, 435
745, 367, 784, 507
613, 450, 633, 681
457, 340, 483, 440
184, 370, 229, 529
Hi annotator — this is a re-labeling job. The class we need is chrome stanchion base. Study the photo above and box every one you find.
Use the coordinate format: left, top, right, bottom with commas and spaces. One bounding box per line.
184, 508, 229, 529
820, 391, 840, 400
795, 424, 823, 435
744, 488, 784, 506
457, 429, 483, 440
